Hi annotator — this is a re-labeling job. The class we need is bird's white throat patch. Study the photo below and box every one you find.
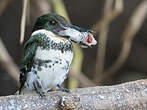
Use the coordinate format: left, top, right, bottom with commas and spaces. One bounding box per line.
32, 29, 68, 43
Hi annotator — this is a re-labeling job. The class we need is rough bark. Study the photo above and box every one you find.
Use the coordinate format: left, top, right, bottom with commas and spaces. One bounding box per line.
0, 79, 147, 110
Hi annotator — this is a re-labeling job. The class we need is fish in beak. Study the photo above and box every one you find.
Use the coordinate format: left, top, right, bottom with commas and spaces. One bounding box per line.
54, 24, 97, 48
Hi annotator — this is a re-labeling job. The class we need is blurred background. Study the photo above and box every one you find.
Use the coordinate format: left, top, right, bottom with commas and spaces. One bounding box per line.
0, 0, 147, 96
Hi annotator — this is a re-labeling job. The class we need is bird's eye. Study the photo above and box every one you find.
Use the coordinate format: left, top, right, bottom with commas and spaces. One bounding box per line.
49, 20, 57, 25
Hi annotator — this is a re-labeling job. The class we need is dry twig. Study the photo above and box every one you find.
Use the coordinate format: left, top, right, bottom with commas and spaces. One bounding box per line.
104, 0, 147, 79
69, 70, 96, 87
0, 39, 19, 86
20, 0, 29, 44
0, 79, 147, 109
92, 0, 123, 32
94, 0, 123, 84
50, 0, 70, 22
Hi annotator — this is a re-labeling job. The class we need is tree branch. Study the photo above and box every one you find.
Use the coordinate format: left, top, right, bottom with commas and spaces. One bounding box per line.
0, 79, 147, 109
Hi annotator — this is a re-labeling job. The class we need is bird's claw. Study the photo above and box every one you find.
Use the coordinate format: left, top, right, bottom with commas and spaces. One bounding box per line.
57, 84, 70, 93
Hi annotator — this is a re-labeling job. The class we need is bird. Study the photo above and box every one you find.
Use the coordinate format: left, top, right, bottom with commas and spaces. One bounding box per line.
18, 13, 97, 97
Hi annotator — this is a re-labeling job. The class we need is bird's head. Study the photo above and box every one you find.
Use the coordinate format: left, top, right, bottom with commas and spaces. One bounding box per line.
32, 13, 97, 47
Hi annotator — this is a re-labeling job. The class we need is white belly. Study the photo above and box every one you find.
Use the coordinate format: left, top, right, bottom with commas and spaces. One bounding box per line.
37, 60, 69, 90
34, 47, 73, 91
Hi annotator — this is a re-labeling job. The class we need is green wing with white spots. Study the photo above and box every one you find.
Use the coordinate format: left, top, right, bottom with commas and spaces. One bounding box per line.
21, 37, 38, 69
19, 34, 43, 93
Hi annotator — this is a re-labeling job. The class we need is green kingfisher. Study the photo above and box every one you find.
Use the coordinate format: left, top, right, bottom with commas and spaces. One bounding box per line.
18, 13, 97, 97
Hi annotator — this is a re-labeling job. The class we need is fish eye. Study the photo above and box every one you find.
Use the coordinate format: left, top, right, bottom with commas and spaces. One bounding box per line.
87, 30, 94, 33
49, 20, 57, 25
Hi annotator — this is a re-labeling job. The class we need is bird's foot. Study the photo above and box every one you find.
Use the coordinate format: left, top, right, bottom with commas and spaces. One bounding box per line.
33, 81, 46, 97
57, 84, 70, 93
38, 91, 45, 98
